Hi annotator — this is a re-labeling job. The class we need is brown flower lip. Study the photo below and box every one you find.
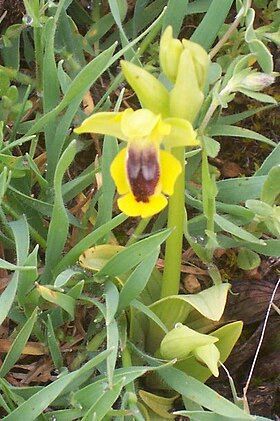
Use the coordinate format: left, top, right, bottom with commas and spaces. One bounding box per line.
126, 145, 160, 203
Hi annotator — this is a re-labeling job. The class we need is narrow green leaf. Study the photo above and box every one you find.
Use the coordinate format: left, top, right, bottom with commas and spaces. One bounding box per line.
0, 273, 19, 326
159, 368, 253, 420
118, 251, 159, 312
2, 348, 112, 421
53, 213, 128, 276
82, 378, 125, 421
208, 125, 276, 147
98, 229, 171, 277
0, 308, 38, 377
162, 0, 188, 36
37, 285, 76, 318
261, 165, 280, 205
191, 0, 234, 50
217, 176, 266, 203
255, 143, 280, 176
214, 214, 266, 244
42, 140, 77, 282
46, 315, 64, 370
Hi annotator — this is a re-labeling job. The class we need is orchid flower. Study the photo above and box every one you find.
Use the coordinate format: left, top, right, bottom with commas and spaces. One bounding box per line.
75, 108, 198, 218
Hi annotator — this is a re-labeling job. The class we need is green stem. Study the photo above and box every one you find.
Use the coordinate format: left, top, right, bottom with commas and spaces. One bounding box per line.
161, 146, 185, 298
126, 217, 151, 246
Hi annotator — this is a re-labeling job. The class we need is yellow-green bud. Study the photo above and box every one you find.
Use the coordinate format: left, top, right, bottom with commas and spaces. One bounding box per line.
121, 60, 169, 117
159, 26, 184, 83
169, 48, 204, 122
160, 323, 218, 360
182, 39, 210, 90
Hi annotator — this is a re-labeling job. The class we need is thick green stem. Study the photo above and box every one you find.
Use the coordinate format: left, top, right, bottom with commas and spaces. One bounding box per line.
161, 146, 185, 298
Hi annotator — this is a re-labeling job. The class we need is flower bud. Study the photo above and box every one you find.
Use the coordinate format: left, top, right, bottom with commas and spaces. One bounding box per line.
182, 39, 210, 90
160, 323, 218, 360
238, 72, 275, 91
121, 60, 169, 117
169, 48, 204, 122
159, 26, 183, 83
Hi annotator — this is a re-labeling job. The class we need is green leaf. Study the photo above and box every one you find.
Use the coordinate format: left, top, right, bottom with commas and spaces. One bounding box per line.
238, 88, 276, 104
2, 348, 112, 421
0, 273, 19, 326
0, 70, 10, 96
97, 229, 171, 277
159, 366, 252, 420
217, 176, 266, 204
261, 165, 280, 205
72, 366, 150, 409
0, 308, 38, 377
53, 214, 128, 276
46, 315, 64, 370
245, 199, 272, 217
104, 281, 119, 387
255, 143, 280, 176
9, 216, 30, 265
81, 377, 125, 420
162, 0, 188, 36
175, 322, 243, 383
245, 8, 273, 73
191, 0, 234, 50
139, 390, 177, 419
208, 124, 276, 147
214, 214, 266, 244
203, 136, 220, 158
42, 140, 77, 282
118, 250, 159, 312
79, 245, 124, 272
37, 285, 76, 318
237, 248, 261, 270
146, 284, 230, 353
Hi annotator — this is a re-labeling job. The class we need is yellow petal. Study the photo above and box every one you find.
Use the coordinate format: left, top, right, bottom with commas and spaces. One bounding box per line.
141, 194, 168, 218
163, 118, 200, 148
117, 193, 167, 218
110, 148, 130, 195
150, 119, 171, 143
121, 109, 160, 139
160, 150, 181, 196
74, 112, 126, 140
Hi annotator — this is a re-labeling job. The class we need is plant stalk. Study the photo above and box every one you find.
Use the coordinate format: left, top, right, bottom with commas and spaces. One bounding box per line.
161, 146, 185, 298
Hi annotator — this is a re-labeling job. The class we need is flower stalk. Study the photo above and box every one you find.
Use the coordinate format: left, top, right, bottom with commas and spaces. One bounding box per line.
161, 146, 185, 297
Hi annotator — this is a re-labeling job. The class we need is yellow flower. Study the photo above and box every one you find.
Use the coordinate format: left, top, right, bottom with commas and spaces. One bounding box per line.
75, 108, 199, 218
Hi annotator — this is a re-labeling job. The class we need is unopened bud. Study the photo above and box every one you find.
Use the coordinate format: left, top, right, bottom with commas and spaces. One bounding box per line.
159, 26, 183, 83
121, 60, 169, 117
238, 72, 275, 91
169, 48, 204, 122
